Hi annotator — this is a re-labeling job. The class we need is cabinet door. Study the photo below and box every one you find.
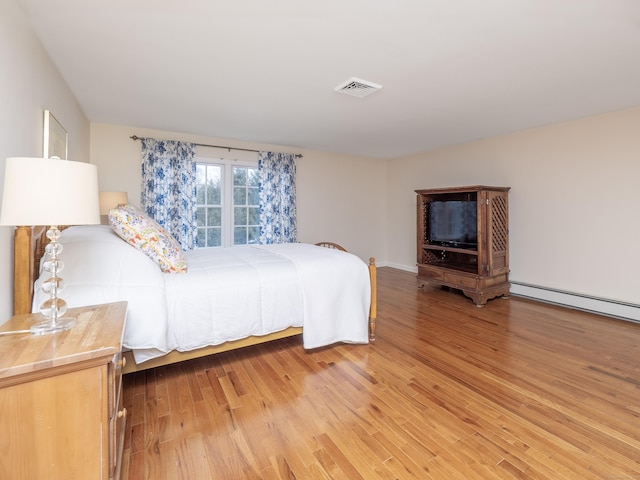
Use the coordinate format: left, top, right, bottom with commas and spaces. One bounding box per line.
416, 194, 428, 264
486, 190, 509, 276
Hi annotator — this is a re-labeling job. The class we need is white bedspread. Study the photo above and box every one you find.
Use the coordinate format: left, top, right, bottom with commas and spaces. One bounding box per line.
163, 245, 304, 353
262, 243, 371, 349
33, 226, 371, 364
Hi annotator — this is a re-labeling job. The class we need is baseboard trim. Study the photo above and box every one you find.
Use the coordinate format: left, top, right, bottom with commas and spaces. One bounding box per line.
387, 262, 417, 273
386, 264, 640, 322
385, 265, 640, 323
510, 281, 640, 323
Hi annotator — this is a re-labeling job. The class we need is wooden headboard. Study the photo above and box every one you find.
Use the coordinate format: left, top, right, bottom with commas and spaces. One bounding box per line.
13, 225, 50, 315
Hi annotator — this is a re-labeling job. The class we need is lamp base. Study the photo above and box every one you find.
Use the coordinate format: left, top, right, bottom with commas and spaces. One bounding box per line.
30, 317, 76, 335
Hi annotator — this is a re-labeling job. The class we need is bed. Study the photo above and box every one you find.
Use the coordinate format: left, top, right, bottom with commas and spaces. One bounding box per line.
12, 224, 376, 374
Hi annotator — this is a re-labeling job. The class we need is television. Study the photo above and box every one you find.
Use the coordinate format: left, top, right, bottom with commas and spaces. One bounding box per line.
428, 200, 477, 249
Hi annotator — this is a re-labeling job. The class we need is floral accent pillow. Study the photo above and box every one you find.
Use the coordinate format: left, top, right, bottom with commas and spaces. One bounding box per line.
108, 204, 187, 273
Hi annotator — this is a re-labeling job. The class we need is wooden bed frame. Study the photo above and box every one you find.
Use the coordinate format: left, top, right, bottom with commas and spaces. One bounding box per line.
12, 226, 377, 374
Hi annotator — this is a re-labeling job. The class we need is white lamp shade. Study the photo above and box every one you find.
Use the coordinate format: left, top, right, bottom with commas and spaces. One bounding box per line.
0, 157, 100, 226
99, 191, 129, 215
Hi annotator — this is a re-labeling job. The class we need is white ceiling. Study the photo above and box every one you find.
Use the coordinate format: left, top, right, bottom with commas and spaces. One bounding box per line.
17, 0, 640, 159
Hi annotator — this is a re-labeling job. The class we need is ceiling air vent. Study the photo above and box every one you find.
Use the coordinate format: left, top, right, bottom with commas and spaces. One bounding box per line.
334, 77, 382, 98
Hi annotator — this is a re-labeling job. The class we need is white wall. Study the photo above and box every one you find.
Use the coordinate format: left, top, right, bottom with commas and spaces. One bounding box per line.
388, 107, 640, 307
90, 123, 388, 265
0, 0, 89, 324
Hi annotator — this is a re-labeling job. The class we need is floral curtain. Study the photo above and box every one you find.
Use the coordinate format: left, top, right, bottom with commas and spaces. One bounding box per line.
140, 138, 197, 250
258, 151, 297, 244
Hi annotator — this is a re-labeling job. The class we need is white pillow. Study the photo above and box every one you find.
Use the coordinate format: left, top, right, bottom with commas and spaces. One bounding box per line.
32, 225, 170, 355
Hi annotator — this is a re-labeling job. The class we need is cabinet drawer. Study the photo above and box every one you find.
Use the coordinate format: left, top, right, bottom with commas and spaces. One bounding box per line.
109, 353, 126, 479
443, 272, 478, 290
109, 376, 126, 480
419, 266, 478, 289
419, 264, 481, 290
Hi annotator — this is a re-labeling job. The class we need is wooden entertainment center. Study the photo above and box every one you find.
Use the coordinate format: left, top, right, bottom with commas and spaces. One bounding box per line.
416, 185, 510, 306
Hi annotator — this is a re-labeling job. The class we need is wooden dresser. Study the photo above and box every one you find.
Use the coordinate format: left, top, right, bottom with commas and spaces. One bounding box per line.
0, 302, 127, 480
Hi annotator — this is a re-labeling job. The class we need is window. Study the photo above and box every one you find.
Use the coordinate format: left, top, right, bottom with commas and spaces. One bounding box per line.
196, 159, 258, 247
196, 163, 222, 247
232, 166, 260, 245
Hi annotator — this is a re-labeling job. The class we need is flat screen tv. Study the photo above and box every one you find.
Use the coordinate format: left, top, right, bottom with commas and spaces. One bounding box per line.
428, 200, 477, 249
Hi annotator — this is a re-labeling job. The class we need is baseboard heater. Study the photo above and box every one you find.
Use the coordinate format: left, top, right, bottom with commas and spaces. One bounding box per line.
510, 281, 640, 323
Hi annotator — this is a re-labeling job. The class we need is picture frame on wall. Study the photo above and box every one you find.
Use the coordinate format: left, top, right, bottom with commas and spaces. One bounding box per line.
43, 110, 67, 159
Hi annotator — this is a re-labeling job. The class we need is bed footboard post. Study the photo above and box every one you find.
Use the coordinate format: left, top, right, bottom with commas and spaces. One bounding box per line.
368, 257, 376, 341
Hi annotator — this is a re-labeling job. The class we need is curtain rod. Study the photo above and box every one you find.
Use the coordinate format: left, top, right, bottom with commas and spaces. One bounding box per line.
129, 135, 302, 158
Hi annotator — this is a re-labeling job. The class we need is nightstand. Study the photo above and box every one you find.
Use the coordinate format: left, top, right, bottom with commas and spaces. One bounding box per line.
0, 301, 127, 480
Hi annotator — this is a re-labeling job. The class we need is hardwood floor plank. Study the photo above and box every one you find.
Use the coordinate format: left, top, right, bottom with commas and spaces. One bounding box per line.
121, 267, 640, 479
312, 447, 350, 480
315, 433, 367, 480
127, 450, 145, 479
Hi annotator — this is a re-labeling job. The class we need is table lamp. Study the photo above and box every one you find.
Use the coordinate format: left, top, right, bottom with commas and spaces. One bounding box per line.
0, 157, 100, 334
99, 191, 129, 224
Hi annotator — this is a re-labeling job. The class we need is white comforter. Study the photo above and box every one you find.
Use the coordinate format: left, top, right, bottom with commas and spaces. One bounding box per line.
33, 226, 371, 364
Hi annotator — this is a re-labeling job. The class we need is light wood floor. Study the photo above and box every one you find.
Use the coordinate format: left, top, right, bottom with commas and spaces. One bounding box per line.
120, 267, 640, 479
